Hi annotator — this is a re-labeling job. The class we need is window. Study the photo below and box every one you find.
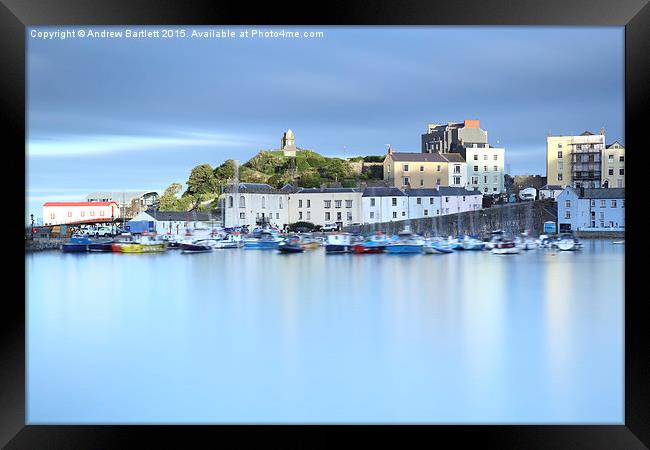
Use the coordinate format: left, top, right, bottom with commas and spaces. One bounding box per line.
599, 212, 605, 220
423, 209, 429, 216
472, 176, 478, 185
391, 198, 397, 206
565, 211, 571, 219
591, 200, 595, 207
619, 168, 624, 175
619, 155, 625, 162
240, 196, 246, 207
558, 173, 563, 181
473, 155, 478, 160
609, 169, 614, 175
392, 212, 397, 218
240, 212, 245, 219
617, 179, 623, 187
228, 196, 233, 207
558, 151, 563, 158
306, 200, 310, 208
90, 211, 94, 216
67, 211, 72, 217
402, 211, 406, 217
558, 144, 562, 148
453, 165, 461, 174
445, 208, 449, 214
345, 200, 352, 208
484, 176, 487, 183
403, 177, 410, 186
483, 166, 488, 171
445, 197, 449, 203
306, 211, 310, 220
370, 211, 375, 219
565, 200, 571, 208
416, 198, 422, 205
474, 165, 479, 171
420, 179, 424, 186
453, 176, 461, 184
436, 209, 440, 215
483, 155, 488, 160
262, 197, 266, 208
403, 164, 409, 172
493, 176, 498, 182
347, 212, 352, 221
493, 154, 498, 161
437, 165, 441, 172
608, 154, 614, 162
493, 187, 497, 192
299, 199, 303, 207
335, 200, 342, 208
337, 212, 342, 220
420, 165, 424, 172
622, 200, 625, 208
493, 166, 498, 171
600, 200, 606, 208
279, 198, 283, 209
370, 198, 375, 207
611, 200, 617, 208
429, 197, 434, 204
436, 178, 441, 185
484, 187, 488, 193
100, 210, 105, 216
324, 200, 331, 208
325, 212, 331, 220
299, 212, 303, 220
80, 211, 85, 217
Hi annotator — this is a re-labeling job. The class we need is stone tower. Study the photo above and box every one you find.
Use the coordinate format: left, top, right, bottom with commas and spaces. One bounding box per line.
281, 129, 296, 157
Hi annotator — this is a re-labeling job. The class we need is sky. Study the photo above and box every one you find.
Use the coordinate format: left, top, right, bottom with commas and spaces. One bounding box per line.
26, 26, 624, 222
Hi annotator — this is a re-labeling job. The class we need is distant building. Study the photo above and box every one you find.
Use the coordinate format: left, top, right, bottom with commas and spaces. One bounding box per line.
546, 130, 605, 189
518, 187, 537, 201
421, 120, 488, 153
221, 183, 289, 229
361, 187, 409, 224
556, 186, 625, 232
383, 150, 467, 189
539, 184, 564, 201
281, 129, 297, 157
136, 210, 215, 235
601, 141, 625, 188
85, 191, 161, 219
43, 201, 119, 226
289, 187, 362, 228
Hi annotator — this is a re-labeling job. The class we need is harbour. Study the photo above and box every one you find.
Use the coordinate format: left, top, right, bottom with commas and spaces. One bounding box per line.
26, 238, 624, 423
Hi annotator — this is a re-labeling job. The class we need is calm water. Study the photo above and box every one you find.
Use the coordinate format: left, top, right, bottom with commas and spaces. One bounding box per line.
26, 240, 624, 423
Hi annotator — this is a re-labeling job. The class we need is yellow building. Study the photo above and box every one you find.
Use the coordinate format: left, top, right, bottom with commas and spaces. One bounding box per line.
601, 141, 625, 188
383, 149, 467, 189
546, 130, 606, 189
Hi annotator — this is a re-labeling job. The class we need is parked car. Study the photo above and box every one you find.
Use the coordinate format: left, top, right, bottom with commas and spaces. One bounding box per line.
320, 223, 338, 232
79, 225, 114, 238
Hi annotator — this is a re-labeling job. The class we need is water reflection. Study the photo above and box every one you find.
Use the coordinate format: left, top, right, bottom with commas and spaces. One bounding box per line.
26, 241, 624, 423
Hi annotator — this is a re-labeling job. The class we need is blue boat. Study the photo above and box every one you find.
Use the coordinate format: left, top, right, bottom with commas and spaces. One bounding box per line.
88, 239, 114, 252
386, 227, 424, 254
243, 230, 282, 250
325, 233, 354, 253
62, 235, 92, 253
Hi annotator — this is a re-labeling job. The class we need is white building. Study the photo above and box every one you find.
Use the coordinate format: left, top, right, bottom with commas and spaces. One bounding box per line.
556, 186, 625, 232
288, 188, 362, 228
86, 190, 161, 218
43, 201, 119, 226
539, 184, 564, 201
518, 187, 537, 201
131, 210, 215, 235
221, 183, 290, 229
464, 144, 506, 194
361, 187, 409, 224
406, 187, 483, 219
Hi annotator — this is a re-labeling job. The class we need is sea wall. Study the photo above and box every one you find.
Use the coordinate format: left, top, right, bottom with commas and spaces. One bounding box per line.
25, 238, 65, 252
346, 200, 558, 237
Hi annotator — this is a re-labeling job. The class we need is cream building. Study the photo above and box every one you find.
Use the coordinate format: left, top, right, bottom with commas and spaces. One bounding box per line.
601, 141, 625, 188
288, 188, 362, 228
546, 130, 606, 189
383, 150, 467, 189
222, 183, 290, 229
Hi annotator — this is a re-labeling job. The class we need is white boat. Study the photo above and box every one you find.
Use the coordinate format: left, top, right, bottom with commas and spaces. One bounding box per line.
613, 240, 625, 245
422, 238, 454, 254
386, 227, 424, 254
460, 235, 486, 251
213, 233, 242, 249
491, 237, 520, 254
557, 233, 582, 251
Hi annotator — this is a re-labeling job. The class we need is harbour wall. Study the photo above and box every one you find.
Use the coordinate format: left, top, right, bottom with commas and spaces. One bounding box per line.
345, 200, 558, 237
25, 238, 65, 252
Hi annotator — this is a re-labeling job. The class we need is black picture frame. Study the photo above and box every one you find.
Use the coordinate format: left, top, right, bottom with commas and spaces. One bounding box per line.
4, 0, 648, 447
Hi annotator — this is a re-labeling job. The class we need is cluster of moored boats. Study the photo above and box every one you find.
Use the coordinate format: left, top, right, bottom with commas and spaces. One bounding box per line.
61, 226, 585, 255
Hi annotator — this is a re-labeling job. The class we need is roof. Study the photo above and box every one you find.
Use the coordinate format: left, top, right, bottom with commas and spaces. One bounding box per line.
581, 188, 625, 199
362, 187, 406, 197
442, 153, 466, 163
540, 184, 563, 190
580, 131, 595, 136
145, 209, 214, 221
388, 152, 451, 163
436, 186, 482, 196
606, 141, 625, 149
223, 183, 282, 193
85, 191, 160, 203
296, 187, 360, 194
43, 201, 118, 207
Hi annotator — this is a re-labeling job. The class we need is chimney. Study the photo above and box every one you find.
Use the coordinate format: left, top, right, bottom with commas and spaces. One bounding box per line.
601, 127, 604, 135
464, 119, 480, 128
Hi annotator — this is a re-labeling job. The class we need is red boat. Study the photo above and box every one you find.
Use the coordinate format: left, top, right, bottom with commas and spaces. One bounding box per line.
352, 243, 386, 254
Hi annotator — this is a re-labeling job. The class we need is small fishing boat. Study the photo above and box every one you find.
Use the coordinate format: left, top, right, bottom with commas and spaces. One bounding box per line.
88, 239, 115, 252
352, 232, 389, 254
460, 235, 486, 251
121, 235, 167, 253
181, 238, 219, 253
613, 240, 625, 245
213, 233, 242, 249
557, 233, 582, 251
278, 235, 304, 253
243, 229, 283, 250
423, 238, 454, 254
299, 236, 320, 250
62, 235, 92, 253
484, 230, 504, 250
325, 233, 354, 253
537, 234, 555, 249
491, 236, 520, 255
386, 227, 424, 254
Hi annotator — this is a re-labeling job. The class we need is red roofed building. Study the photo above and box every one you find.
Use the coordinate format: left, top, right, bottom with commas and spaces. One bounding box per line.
42, 201, 119, 226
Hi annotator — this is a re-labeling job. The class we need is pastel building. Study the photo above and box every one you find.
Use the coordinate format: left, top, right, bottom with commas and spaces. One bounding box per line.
406, 187, 483, 219
601, 141, 625, 188
556, 186, 625, 232
222, 183, 290, 229
383, 150, 467, 189
539, 184, 564, 201
288, 188, 362, 228
361, 187, 409, 224
546, 130, 605, 189
43, 201, 119, 226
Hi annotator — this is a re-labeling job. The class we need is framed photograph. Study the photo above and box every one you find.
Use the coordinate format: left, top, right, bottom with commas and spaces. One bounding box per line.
7, 0, 649, 447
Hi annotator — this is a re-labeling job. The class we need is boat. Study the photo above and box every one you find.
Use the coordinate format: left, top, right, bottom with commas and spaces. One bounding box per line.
447, 235, 465, 250
121, 235, 167, 253
325, 233, 354, 253
180, 238, 219, 253
491, 235, 520, 254
386, 227, 424, 254
213, 233, 242, 249
278, 235, 304, 253
484, 230, 504, 250
88, 239, 115, 252
537, 234, 555, 249
423, 238, 454, 254
352, 232, 389, 254
460, 235, 486, 251
518, 232, 538, 251
557, 233, 582, 251
613, 240, 625, 245
299, 236, 320, 250
243, 229, 283, 250
62, 235, 92, 252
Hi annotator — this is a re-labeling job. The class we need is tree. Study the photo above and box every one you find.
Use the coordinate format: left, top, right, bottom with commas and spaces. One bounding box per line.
159, 183, 184, 211
213, 160, 236, 180
298, 172, 322, 188
187, 163, 218, 196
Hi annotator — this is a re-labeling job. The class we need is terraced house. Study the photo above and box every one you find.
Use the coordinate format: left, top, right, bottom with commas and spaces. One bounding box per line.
288, 187, 362, 229
383, 149, 467, 189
